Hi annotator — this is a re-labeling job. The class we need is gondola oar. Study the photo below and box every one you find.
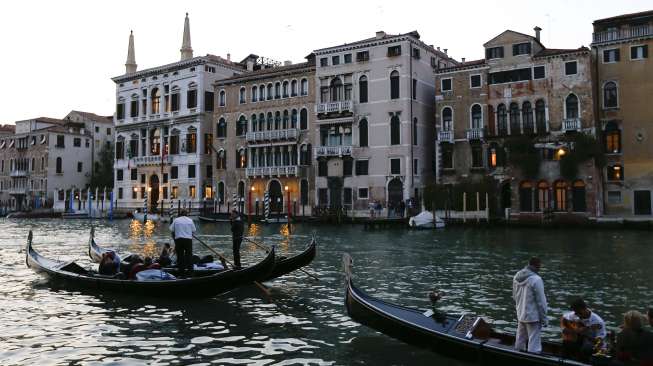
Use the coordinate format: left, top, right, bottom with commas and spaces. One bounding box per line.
243, 237, 320, 281
192, 234, 271, 297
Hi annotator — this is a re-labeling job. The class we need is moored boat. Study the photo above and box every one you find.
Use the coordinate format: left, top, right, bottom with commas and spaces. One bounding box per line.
26, 231, 276, 298
132, 211, 160, 222
342, 254, 605, 366
408, 211, 445, 229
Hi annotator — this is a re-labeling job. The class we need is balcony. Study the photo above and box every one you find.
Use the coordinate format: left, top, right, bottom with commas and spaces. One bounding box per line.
592, 25, 652, 44
10, 170, 28, 177
562, 118, 581, 132
245, 129, 298, 143
9, 188, 27, 195
466, 128, 484, 141
316, 100, 353, 115
438, 130, 454, 143
314, 145, 352, 157
246, 166, 298, 177
133, 155, 172, 166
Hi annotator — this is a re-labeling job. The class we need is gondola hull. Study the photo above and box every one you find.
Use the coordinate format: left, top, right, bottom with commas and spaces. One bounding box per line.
27, 232, 276, 298
345, 277, 593, 366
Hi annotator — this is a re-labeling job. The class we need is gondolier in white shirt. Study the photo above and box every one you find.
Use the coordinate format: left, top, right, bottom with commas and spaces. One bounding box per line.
169, 209, 196, 275
513, 257, 548, 353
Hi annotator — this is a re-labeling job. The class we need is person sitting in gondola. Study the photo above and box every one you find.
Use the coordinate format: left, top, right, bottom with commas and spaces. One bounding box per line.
614, 310, 653, 365
98, 251, 119, 275
157, 243, 172, 267
560, 298, 607, 360
128, 257, 160, 279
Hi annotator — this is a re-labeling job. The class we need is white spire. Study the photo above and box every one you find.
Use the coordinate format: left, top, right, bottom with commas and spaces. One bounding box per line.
180, 13, 193, 61
125, 30, 137, 74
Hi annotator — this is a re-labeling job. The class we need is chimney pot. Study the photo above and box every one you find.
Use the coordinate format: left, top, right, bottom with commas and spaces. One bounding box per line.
375, 31, 386, 39
227, 53, 231, 61
284, 60, 292, 66
444, 48, 448, 55
437, 47, 441, 51
534, 26, 542, 41
462, 57, 466, 63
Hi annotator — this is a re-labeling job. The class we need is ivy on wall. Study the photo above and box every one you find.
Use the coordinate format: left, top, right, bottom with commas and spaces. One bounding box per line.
504, 137, 540, 179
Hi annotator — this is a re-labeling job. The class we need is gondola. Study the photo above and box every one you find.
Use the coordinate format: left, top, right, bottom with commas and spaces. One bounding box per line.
26, 230, 276, 298
198, 215, 231, 223
89, 229, 317, 282
342, 254, 608, 366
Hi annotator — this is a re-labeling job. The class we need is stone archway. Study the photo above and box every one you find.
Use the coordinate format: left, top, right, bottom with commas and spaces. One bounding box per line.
388, 178, 403, 215
268, 180, 283, 213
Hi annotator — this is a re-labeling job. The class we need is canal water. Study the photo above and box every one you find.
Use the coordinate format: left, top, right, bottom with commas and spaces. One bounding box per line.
1, 218, 651, 365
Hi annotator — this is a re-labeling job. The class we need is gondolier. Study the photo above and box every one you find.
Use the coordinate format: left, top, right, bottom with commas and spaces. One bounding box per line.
513, 257, 548, 354
230, 209, 244, 268
169, 209, 196, 276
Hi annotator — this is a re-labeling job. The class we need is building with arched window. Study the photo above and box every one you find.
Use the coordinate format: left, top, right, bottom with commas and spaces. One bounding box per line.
213, 57, 316, 217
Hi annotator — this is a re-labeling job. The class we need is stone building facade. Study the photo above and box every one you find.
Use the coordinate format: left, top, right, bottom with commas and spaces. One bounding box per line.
592, 11, 653, 216
213, 57, 316, 217
312, 31, 456, 215
435, 28, 601, 219
111, 15, 246, 212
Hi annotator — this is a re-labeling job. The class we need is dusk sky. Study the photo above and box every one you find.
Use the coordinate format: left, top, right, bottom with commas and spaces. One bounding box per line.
1, 0, 650, 123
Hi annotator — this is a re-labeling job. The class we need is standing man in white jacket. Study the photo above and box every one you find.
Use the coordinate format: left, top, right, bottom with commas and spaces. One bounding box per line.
513, 257, 548, 353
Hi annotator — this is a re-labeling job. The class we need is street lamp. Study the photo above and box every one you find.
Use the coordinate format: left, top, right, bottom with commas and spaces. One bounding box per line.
248, 186, 255, 223
284, 185, 291, 219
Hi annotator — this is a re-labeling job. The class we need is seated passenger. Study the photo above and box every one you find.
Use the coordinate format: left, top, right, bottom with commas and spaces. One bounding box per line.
615, 310, 650, 363
128, 256, 156, 279
561, 298, 607, 360
157, 243, 172, 267
98, 251, 119, 275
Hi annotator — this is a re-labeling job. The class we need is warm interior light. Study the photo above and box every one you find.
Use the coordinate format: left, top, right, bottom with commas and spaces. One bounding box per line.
284, 185, 289, 191
490, 149, 497, 167
133, 187, 138, 192
251, 186, 256, 191
147, 187, 152, 192
557, 148, 566, 157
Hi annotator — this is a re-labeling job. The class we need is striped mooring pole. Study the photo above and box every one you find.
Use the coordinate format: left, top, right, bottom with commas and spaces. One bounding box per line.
143, 190, 148, 222
232, 193, 238, 214
264, 190, 270, 222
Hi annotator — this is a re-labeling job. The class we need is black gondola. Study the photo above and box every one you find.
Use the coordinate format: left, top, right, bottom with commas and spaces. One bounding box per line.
89, 229, 317, 282
26, 231, 276, 298
342, 254, 608, 366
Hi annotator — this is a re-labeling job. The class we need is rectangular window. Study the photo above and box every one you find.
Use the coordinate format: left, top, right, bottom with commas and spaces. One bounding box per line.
189, 185, 196, 198
171, 186, 178, 199
318, 188, 328, 205
132, 187, 137, 199
470, 75, 481, 88
73, 138, 81, 147
512, 42, 531, 56
140, 187, 145, 199
387, 45, 401, 57
130, 100, 139, 117
355, 160, 369, 175
631, 45, 648, 60
187, 89, 197, 109
107, 128, 111, 135
412, 78, 417, 100
171, 93, 179, 111
186, 133, 196, 153
162, 173, 168, 184
471, 145, 484, 168
390, 158, 400, 175
603, 49, 620, 63
206, 165, 213, 178
441, 145, 453, 169
356, 51, 369, 62
118, 187, 123, 199
332, 55, 340, 65
533, 66, 545, 79
163, 186, 168, 199
412, 48, 421, 59
204, 91, 214, 111
318, 160, 327, 177
77, 162, 83, 172
131, 168, 137, 180
343, 159, 353, 176
488, 68, 532, 84
116, 103, 125, 120
320, 57, 328, 67
565, 61, 578, 75
117, 169, 123, 181
358, 188, 369, 199
441, 78, 452, 91
344, 188, 352, 205
140, 174, 146, 184
486, 46, 504, 59
413, 159, 418, 174
171, 166, 178, 179
344, 54, 352, 63
607, 190, 622, 204
56, 135, 65, 148
188, 164, 196, 178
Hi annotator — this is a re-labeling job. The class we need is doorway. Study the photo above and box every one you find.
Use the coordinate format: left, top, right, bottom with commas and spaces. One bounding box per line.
634, 190, 652, 215
269, 180, 283, 213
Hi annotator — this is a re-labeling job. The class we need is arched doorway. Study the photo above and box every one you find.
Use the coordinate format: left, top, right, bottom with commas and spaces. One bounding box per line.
149, 174, 160, 212
269, 180, 283, 213
388, 178, 403, 217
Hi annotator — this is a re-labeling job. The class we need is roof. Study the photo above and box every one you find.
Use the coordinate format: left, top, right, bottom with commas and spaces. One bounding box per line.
215, 62, 315, 85
67, 110, 113, 124
533, 46, 590, 58
0, 124, 16, 133
594, 10, 653, 25
436, 59, 487, 73
112, 53, 246, 82
483, 29, 545, 49
41, 125, 91, 136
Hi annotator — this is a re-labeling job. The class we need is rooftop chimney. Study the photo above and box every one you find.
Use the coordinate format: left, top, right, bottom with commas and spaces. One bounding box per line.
227, 53, 231, 61
375, 31, 386, 39
284, 60, 292, 66
437, 47, 441, 51
444, 49, 448, 55
462, 57, 466, 63
246, 60, 254, 71
534, 26, 542, 42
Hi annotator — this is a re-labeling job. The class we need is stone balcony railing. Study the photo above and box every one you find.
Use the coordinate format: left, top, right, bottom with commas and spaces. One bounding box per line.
562, 118, 581, 132
10, 170, 27, 177
133, 155, 172, 166
314, 145, 352, 157
437, 130, 454, 143
246, 166, 298, 177
466, 128, 484, 141
9, 188, 27, 195
316, 100, 353, 114
245, 129, 298, 143
592, 25, 652, 44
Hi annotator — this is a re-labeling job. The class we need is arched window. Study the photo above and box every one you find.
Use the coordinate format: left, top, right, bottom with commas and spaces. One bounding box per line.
56, 157, 62, 174
300, 108, 308, 130
259, 113, 265, 131
300, 179, 309, 205
497, 104, 507, 135
274, 82, 281, 99
282, 81, 289, 98
187, 82, 197, 109
300, 78, 308, 96
274, 111, 281, 130
330, 78, 343, 101
359, 75, 368, 103
554, 180, 568, 212
390, 115, 400, 145
267, 83, 273, 100
537, 181, 549, 211
565, 94, 579, 119
522, 102, 534, 134
603, 82, 618, 108
219, 90, 225, 107
291, 80, 298, 97
217, 150, 227, 170
217, 118, 227, 138
259, 85, 265, 101
442, 107, 453, 131
282, 110, 289, 129
251, 114, 258, 132
605, 121, 621, 153
217, 181, 225, 202
519, 181, 534, 212
300, 144, 312, 165
237, 149, 247, 168
359, 119, 368, 147
509, 102, 520, 135
413, 118, 418, 145
267, 112, 273, 130
572, 180, 586, 212
535, 99, 546, 133
252, 86, 258, 102
239, 87, 246, 104
291, 109, 298, 129
236, 116, 247, 136
151, 88, 160, 114
471, 104, 483, 129
390, 70, 400, 99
